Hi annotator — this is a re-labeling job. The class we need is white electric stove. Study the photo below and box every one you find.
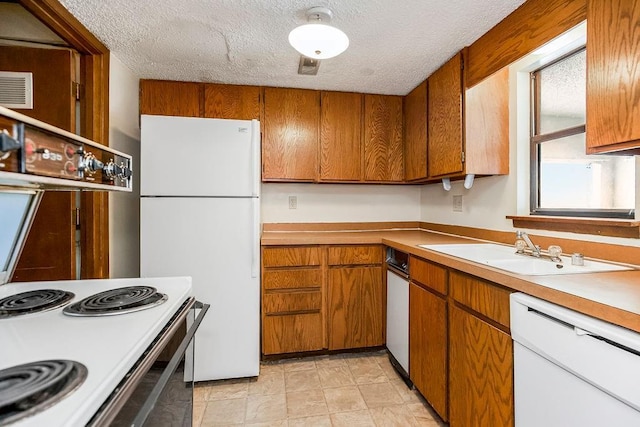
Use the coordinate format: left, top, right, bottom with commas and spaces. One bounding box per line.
0, 277, 194, 426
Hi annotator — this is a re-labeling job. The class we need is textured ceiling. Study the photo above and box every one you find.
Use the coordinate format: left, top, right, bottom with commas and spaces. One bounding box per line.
58, 0, 527, 95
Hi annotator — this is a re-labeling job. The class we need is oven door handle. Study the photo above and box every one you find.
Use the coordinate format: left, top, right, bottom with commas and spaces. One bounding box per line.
131, 301, 210, 427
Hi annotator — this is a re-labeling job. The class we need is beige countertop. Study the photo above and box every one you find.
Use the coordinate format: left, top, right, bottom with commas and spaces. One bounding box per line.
262, 229, 640, 334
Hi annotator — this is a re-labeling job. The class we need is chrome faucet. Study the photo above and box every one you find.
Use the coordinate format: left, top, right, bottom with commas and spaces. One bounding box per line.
516, 231, 541, 257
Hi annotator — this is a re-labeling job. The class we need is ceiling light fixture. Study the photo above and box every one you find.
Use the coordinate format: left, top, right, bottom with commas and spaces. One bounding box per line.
288, 7, 349, 60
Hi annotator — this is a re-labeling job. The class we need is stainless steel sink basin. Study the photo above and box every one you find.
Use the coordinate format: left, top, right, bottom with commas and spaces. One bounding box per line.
417, 243, 633, 276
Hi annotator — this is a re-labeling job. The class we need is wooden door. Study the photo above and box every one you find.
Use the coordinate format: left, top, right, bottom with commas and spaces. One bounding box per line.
203, 84, 261, 120
363, 94, 403, 182
586, 0, 640, 154
0, 45, 77, 282
320, 91, 362, 181
328, 266, 383, 350
262, 88, 319, 181
428, 52, 464, 178
404, 81, 428, 181
449, 304, 514, 427
409, 282, 448, 420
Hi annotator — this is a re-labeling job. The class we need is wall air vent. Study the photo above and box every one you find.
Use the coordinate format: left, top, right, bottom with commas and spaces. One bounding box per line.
0, 71, 33, 109
298, 56, 320, 76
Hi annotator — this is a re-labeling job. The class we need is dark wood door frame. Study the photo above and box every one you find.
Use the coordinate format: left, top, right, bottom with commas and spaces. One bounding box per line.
19, 0, 111, 279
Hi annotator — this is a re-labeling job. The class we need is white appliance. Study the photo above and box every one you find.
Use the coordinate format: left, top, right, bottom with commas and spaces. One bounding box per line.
386, 248, 410, 375
511, 293, 640, 426
140, 115, 261, 381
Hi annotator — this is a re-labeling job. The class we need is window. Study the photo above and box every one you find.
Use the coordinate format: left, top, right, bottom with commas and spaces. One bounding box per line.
530, 48, 635, 219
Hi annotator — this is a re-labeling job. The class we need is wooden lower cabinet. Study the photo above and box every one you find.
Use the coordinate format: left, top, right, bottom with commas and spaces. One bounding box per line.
409, 282, 448, 421
328, 266, 384, 350
263, 312, 324, 355
449, 304, 514, 427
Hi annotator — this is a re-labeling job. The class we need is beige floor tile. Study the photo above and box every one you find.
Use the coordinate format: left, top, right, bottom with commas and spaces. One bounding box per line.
284, 369, 321, 392
359, 382, 404, 409
376, 358, 402, 381
369, 404, 420, 427
389, 379, 422, 404
349, 361, 387, 385
314, 354, 347, 369
194, 383, 210, 402
245, 420, 289, 427
245, 394, 287, 423
260, 362, 285, 374
344, 354, 378, 367
406, 402, 441, 426
200, 398, 246, 426
286, 388, 328, 418
206, 378, 249, 401
330, 409, 376, 427
323, 385, 367, 413
287, 415, 332, 427
318, 365, 355, 388
249, 371, 286, 396
193, 401, 207, 426
280, 358, 316, 372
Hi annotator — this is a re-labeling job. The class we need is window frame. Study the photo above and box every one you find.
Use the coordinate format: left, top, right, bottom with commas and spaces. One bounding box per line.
529, 47, 634, 220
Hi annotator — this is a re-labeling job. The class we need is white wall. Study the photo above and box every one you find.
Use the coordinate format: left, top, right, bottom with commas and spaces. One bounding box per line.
262, 183, 421, 223
108, 55, 140, 278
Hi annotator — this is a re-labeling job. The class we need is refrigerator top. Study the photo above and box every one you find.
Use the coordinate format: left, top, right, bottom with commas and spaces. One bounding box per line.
140, 115, 260, 197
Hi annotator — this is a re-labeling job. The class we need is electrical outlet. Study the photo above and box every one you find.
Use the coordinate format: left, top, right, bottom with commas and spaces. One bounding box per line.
288, 196, 297, 209
452, 195, 463, 212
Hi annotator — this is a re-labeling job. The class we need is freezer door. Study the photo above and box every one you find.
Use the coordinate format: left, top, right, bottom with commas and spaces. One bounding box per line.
140, 197, 260, 381
140, 115, 260, 197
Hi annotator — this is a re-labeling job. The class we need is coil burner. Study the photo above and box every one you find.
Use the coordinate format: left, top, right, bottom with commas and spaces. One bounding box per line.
0, 289, 74, 319
0, 360, 87, 425
62, 286, 167, 317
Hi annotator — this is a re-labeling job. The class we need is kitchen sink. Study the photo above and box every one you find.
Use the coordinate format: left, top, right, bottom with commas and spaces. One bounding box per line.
417, 243, 633, 276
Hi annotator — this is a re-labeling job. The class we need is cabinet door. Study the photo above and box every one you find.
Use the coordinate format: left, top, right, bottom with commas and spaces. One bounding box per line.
404, 81, 428, 181
203, 84, 261, 120
428, 53, 464, 178
328, 266, 383, 350
262, 88, 319, 181
320, 91, 363, 181
449, 305, 514, 427
409, 282, 448, 421
586, 0, 640, 154
140, 80, 201, 117
263, 313, 324, 355
364, 95, 403, 181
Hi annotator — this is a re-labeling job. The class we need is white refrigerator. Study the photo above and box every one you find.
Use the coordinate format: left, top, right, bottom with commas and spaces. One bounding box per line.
139, 115, 260, 381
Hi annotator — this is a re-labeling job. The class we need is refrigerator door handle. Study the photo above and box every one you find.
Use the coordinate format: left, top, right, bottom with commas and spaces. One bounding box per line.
251, 197, 260, 278
251, 119, 260, 197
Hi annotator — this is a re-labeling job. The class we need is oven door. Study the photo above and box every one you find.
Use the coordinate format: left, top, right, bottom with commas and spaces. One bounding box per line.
89, 299, 209, 426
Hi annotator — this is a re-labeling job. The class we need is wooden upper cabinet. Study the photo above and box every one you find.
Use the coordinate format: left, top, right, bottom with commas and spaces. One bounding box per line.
464, 67, 510, 176
140, 80, 201, 117
262, 88, 319, 181
586, 0, 640, 154
428, 52, 464, 178
203, 84, 261, 120
404, 81, 428, 181
320, 91, 363, 181
363, 95, 403, 181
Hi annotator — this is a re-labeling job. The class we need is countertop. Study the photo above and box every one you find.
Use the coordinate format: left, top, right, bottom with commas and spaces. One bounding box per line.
262, 229, 640, 334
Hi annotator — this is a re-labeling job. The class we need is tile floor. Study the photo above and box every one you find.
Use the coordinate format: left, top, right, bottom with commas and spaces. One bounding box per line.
193, 350, 447, 426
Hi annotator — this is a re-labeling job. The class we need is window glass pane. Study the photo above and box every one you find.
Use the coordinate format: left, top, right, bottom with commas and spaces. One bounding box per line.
538, 50, 586, 134
0, 192, 33, 271
539, 133, 635, 210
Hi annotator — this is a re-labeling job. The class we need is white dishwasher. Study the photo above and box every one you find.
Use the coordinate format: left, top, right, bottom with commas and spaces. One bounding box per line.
386, 248, 410, 379
511, 293, 640, 426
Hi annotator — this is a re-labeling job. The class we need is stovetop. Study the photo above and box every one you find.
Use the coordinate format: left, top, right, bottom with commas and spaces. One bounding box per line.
0, 276, 192, 427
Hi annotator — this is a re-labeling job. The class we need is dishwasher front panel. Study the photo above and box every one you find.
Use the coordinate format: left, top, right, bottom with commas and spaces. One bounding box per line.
386, 269, 409, 373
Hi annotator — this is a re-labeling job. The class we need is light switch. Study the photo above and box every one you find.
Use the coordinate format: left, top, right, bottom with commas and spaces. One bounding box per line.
453, 195, 463, 212
288, 196, 297, 209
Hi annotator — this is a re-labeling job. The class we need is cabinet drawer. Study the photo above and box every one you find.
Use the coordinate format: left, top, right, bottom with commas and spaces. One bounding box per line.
410, 256, 448, 295
263, 269, 321, 290
262, 246, 321, 267
263, 290, 322, 314
328, 245, 383, 266
263, 312, 324, 354
450, 271, 512, 329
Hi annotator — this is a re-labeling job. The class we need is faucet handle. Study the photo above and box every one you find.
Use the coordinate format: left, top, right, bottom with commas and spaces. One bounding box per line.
548, 245, 562, 258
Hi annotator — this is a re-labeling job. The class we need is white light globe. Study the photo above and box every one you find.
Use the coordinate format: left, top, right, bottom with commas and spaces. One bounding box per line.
288, 24, 349, 60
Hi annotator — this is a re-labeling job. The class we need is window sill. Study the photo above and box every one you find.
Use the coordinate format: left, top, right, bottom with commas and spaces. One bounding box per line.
506, 215, 640, 239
